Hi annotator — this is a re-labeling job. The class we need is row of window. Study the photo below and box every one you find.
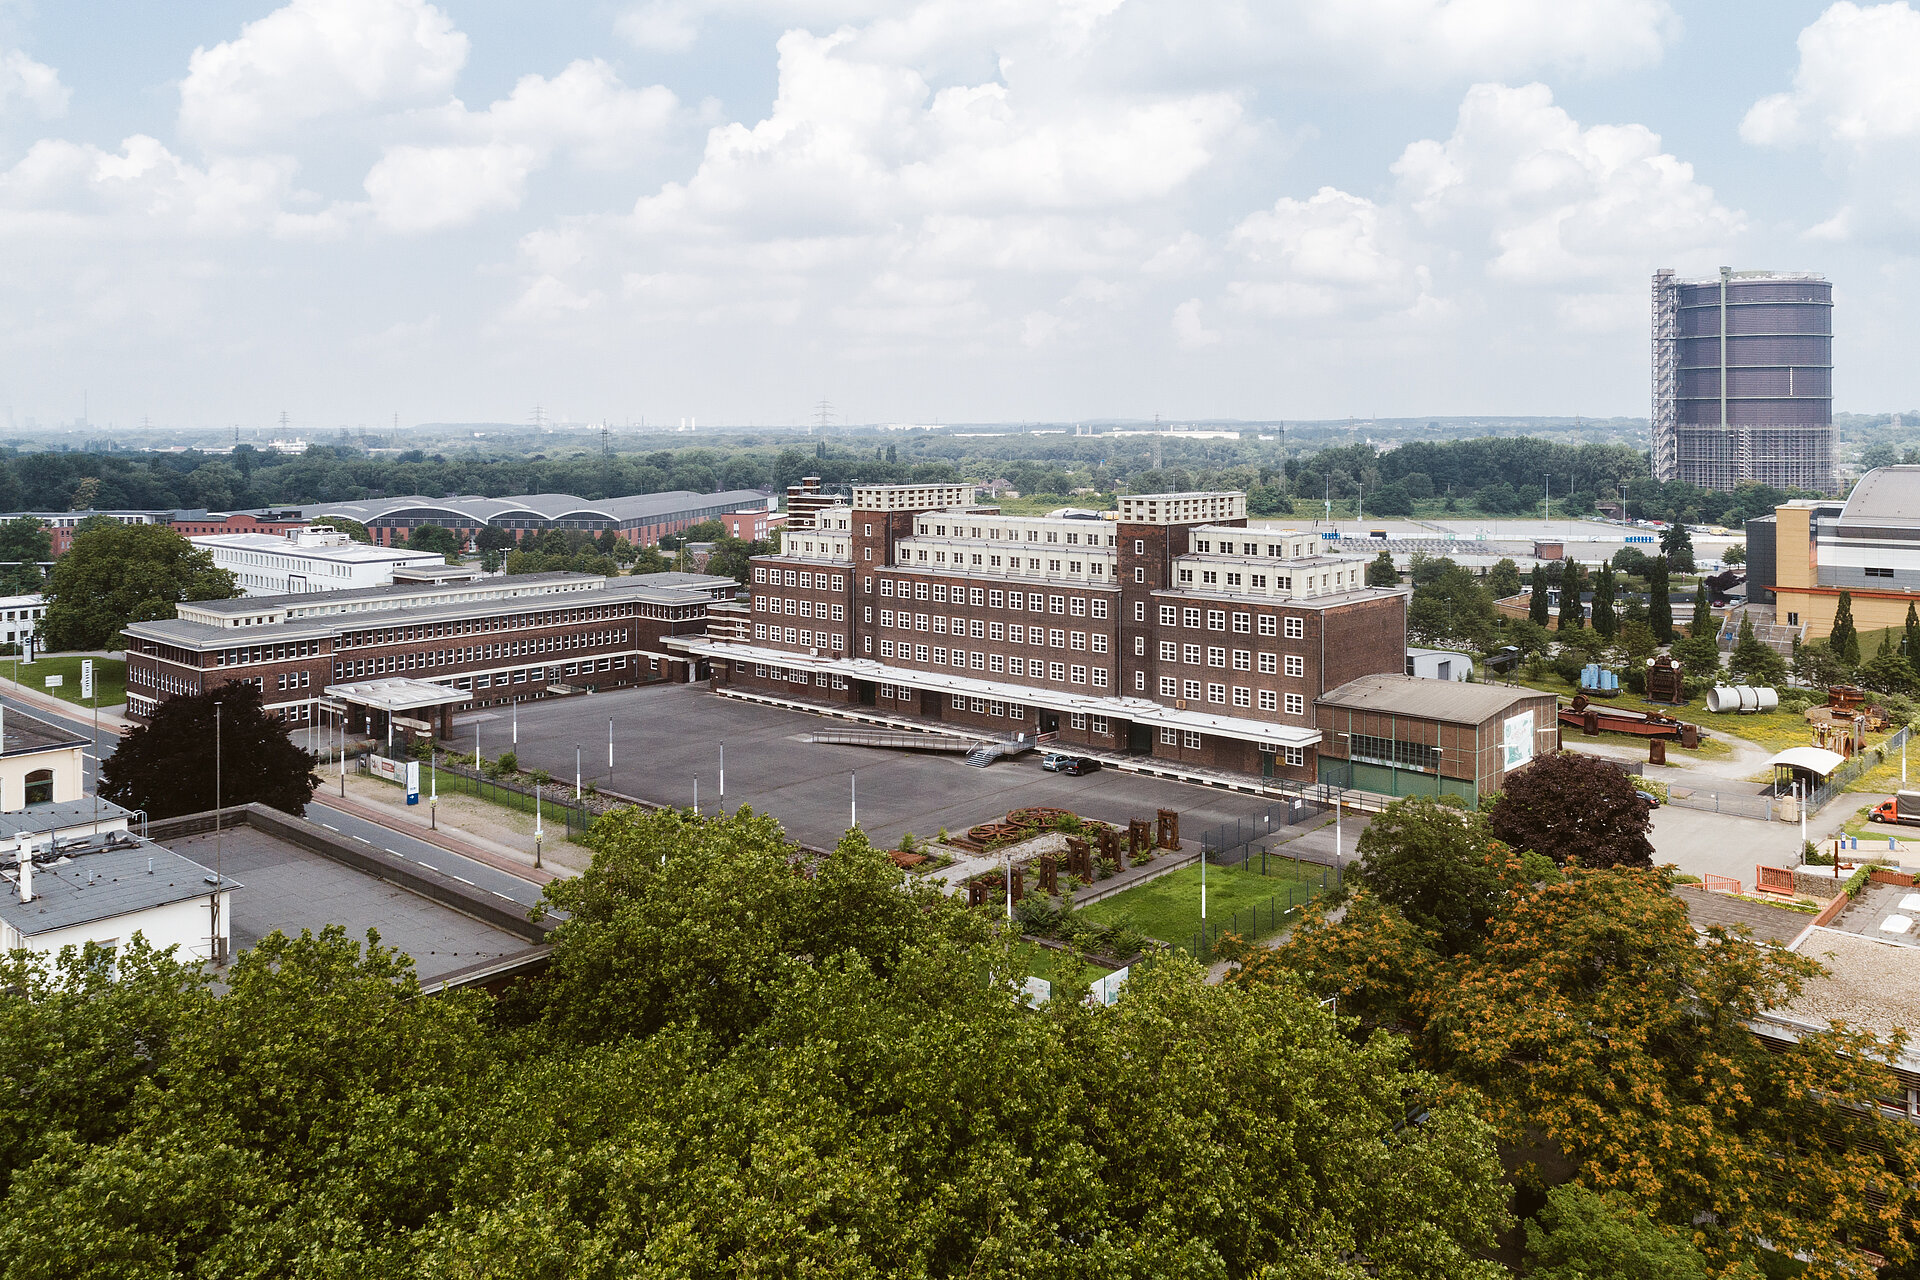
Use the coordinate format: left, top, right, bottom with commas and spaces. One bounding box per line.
1154, 676, 1305, 714
216, 640, 324, 667
874, 612, 1110, 652
332, 630, 629, 680
754, 596, 847, 621
754, 567, 848, 590
752, 665, 851, 690
1156, 604, 1305, 637
755, 625, 846, 651
915, 521, 1114, 546
904, 546, 1108, 576
1180, 568, 1293, 590
1155, 643, 1304, 675
873, 639, 1111, 687
875, 580, 1109, 617
338, 605, 629, 649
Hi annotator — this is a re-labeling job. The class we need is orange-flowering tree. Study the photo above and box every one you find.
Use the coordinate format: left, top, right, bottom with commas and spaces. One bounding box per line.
1249, 852, 1920, 1278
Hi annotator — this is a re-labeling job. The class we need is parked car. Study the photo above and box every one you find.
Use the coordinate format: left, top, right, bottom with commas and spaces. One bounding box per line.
1636, 789, 1661, 809
1040, 752, 1076, 772
1061, 757, 1102, 776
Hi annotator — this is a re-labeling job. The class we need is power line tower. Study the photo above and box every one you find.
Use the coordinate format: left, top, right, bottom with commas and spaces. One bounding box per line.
531, 404, 548, 430
813, 398, 835, 434
600, 423, 611, 458
278, 410, 290, 434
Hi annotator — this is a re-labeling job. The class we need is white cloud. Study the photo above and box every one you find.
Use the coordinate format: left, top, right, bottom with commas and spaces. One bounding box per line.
1392, 82, 1740, 284
0, 48, 68, 118
617, 1, 702, 53
360, 59, 680, 231
1171, 298, 1218, 348
0, 136, 298, 236
1742, 2, 1920, 148
1227, 186, 1428, 318
179, 0, 468, 148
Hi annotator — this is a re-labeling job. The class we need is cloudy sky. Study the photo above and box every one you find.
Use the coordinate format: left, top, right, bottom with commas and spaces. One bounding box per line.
0, 0, 1914, 430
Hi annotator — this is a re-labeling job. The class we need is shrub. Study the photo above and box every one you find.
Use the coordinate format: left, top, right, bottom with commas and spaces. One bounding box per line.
1096, 857, 1118, 880
1844, 863, 1874, 897
529, 768, 552, 787
899, 832, 917, 854
497, 751, 518, 774
1054, 813, 1084, 833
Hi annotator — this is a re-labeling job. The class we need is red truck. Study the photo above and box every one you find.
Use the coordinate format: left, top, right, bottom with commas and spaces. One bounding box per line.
1870, 791, 1920, 826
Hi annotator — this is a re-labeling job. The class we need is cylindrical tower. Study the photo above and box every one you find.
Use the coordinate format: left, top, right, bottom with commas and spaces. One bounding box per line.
1661, 268, 1832, 493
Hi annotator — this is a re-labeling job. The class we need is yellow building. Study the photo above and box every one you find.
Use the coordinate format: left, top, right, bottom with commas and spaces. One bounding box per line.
0, 707, 86, 812
1762, 468, 1920, 641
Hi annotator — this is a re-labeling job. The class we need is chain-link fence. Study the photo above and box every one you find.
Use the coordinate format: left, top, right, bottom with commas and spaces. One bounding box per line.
1190, 860, 1344, 959
1200, 795, 1331, 866
365, 749, 598, 839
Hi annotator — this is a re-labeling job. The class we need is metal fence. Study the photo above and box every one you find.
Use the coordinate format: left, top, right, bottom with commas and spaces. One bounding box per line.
1189, 860, 1345, 959
1662, 784, 1777, 822
365, 750, 599, 839
1805, 725, 1910, 812
1200, 794, 1332, 865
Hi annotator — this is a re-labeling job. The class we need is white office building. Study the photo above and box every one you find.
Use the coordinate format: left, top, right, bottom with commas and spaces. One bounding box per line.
192, 529, 446, 597
0, 594, 44, 649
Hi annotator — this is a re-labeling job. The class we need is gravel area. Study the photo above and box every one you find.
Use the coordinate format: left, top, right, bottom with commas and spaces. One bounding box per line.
1786, 927, 1920, 1041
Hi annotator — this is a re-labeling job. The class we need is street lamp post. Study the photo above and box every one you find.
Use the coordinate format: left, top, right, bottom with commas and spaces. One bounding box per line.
719, 743, 725, 809
850, 771, 857, 829
533, 785, 543, 869
575, 744, 581, 800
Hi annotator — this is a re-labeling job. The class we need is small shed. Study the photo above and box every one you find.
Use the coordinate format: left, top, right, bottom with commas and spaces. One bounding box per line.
1767, 746, 1846, 796
1405, 647, 1473, 682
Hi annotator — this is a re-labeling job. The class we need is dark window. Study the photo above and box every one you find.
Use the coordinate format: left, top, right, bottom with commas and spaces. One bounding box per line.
1348, 734, 1440, 774
24, 768, 54, 806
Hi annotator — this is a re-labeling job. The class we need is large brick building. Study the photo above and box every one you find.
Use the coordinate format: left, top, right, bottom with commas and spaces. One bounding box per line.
678, 485, 1409, 784
123, 571, 737, 737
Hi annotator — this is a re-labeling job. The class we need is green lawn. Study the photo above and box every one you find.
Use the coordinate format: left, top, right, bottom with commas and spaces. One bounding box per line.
1020, 944, 1113, 985
1078, 858, 1332, 953
5, 654, 126, 709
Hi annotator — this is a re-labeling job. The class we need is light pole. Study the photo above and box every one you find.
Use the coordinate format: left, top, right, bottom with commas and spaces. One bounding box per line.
608, 717, 614, 779
575, 744, 581, 800
850, 771, 857, 829
533, 785, 543, 869
512, 698, 518, 745
693, 776, 699, 815
719, 743, 725, 809
429, 744, 437, 831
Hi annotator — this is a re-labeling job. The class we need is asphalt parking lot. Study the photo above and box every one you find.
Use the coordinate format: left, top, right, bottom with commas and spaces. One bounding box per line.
460, 683, 1318, 855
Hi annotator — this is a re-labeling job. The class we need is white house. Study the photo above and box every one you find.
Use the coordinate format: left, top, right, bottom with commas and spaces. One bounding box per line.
0, 829, 238, 962
0, 592, 45, 650
1406, 647, 1474, 682
191, 528, 446, 597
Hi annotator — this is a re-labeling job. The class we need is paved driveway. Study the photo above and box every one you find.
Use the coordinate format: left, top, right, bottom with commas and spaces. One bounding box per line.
467, 684, 1323, 856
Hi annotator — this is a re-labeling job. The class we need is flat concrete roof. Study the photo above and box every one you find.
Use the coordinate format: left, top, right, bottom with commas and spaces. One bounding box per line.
1786, 926, 1920, 1043
1676, 884, 1814, 947
0, 834, 238, 937
161, 826, 526, 984
1316, 673, 1552, 725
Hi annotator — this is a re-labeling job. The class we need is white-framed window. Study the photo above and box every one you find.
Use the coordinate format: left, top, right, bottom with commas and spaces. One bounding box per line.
1160, 641, 1178, 661
784, 570, 796, 586
1183, 678, 1201, 699
1284, 616, 1304, 638
754, 566, 766, 582
933, 646, 947, 664
1160, 605, 1177, 625
1091, 715, 1108, 733
1183, 643, 1201, 664
754, 623, 767, 640
1135, 601, 1146, 621
1070, 598, 1086, 617
970, 696, 987, 713
969, 651, 984, 669
1259, 689, 1277, 711
1183, 607, 1201, 628
915, 644, 929, 661
1070, 632, 1086, 650
1258, 615, 1277, 637
1160, 726, 1179, 745
1183, 731, 1202, 749
1284, 745, 1305, 767
1207, 646, 1226, 667
1233, 686, 1251, 707
1135, 671, 1146, 690
1070, 664, 1087, 684
1049, 628, 1066, 647
990, 654, 1005, 673
1232, 612, 1250, 633
831, 604, 845, 621
1091, 599, 1107, 618
1207, 609, 1226, 631
831, 634, 845, 651
1232, 649, 1250, 670
970, 619, 985, 638
1091, 668, 1108, 688
1286, 654, 1304, 677
1258, 652, 1277, 674
881, 579, 894, 596
1207, 682, 1225, 703
1285, 692, 1305, 715
1070, 712, 1087, 729
1049, 661, 1066, 680
989, 700, 1006, 716
1010, 656, 1026, 676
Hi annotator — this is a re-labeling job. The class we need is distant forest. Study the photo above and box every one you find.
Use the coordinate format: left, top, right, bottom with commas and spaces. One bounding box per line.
0, 431, 1845, 532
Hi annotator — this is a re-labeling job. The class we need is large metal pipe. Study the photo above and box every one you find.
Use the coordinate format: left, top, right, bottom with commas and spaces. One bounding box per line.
1706, 685, 1778, 713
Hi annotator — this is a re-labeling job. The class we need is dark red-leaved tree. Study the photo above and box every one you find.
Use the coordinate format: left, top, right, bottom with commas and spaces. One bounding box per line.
1486, 750, 1654, 869
102, 681, 319, 819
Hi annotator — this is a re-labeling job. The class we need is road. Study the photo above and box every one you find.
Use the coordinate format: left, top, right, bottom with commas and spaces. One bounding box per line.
473, 683, 1362, 860
10, 688, 551, 910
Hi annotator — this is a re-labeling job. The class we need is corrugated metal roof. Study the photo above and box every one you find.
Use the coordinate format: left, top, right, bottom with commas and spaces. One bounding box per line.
1315, 673, 1552, 725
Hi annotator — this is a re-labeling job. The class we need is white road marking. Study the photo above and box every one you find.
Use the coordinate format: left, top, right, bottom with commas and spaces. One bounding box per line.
417, 861, 439, 871
320, 823, 339, 831
493, 891, 518, 901
383, 848, 400, 855
450, 874, 474, 885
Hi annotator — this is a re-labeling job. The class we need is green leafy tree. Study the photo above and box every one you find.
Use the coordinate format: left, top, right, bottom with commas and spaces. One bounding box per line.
1727, 613, 1788, 687
1669, 633, 1721, 682
1860, 646, 1918, 695
1348, 797, 1539, 957
1646, 557, 1674, 644
0, 516, 51, 594
475, 525, 516, 553
1687, 580, 1711, 637
1528, 565, 1551, 626
1487, 557, 1522, 600
100, 681, 319, 818
1407, 561, 1497, 649
1905, 600, 1919, 664
1523, 1184, 1712, 1279
1722, 542, 1745, 565
1589, 562, 1616, 638
1558, 562, 1584, 630
1794, 636, 1850, 688
1659, 520, 1694, 572
406, 523, 461, 556
1830, 589, 1860, 665
1486, 750, 1653, 869
628, 546, 672, 575
41, 523, 236, 650
1366, 549, 1398, 586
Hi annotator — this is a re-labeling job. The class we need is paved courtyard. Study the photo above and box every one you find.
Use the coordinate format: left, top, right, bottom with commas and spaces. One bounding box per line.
459, 683, 1348, 859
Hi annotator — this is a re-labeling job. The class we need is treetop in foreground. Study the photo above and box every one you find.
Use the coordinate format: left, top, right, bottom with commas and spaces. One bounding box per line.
100, 681, 319, 818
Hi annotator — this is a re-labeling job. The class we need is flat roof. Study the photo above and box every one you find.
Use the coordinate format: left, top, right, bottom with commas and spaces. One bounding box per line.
1317, 673, 1553, 725
0, 798, 135, 840
0, 834, 239, 937
161, 826, 526, 985
325, 677, 470, 710
191, 533, 443, 564
0, 706, 87, 759
1785, 926, 1920, 1044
